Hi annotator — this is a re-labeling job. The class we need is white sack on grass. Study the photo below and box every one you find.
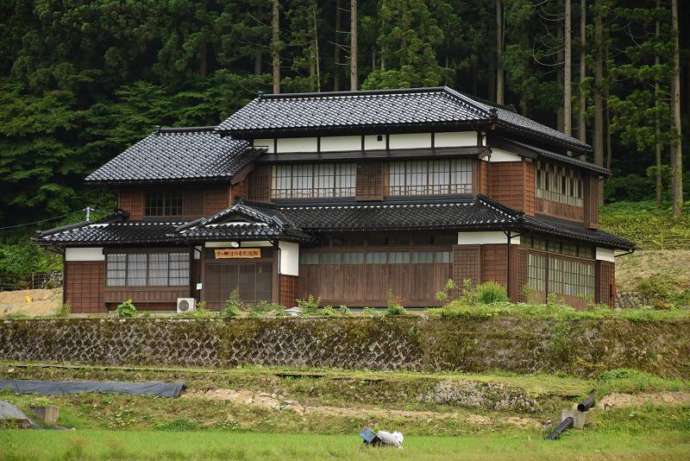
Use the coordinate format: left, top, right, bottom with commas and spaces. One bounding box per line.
377, 431, 404, 448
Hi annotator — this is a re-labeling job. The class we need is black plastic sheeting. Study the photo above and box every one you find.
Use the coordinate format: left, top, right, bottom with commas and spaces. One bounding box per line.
0, 379, 186, 398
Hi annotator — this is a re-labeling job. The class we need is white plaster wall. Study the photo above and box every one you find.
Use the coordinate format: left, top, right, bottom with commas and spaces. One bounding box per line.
489, 147, 522, 162
457, 231, 521, 245
389, 133, 432, 149
435, 131, 477, 147
364, 134, 387, 150
320, 136, 361, 152
596, 247, 616, 262
205, 241, 240, 248
279, 241, 299, 276
277, 137, 318, 153
254, 138, 274, 153
65, 247, 104, 261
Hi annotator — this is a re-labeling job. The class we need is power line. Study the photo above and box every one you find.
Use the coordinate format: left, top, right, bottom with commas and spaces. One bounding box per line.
0, 208, 98, 232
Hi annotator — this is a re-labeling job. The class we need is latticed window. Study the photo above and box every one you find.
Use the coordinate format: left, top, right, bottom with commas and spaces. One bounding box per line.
526, 235, 595, 301
272, 163, 356, 199
388, 159, 472, 196
535, 161, 583, 206
106, 251, 190, 287
145, 191, 183, 216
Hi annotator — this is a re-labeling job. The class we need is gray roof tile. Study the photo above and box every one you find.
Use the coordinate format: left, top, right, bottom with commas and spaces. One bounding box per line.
218, 86, 590, 152
85, 127, 256, 184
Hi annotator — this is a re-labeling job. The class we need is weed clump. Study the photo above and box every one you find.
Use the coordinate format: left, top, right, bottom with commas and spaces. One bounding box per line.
116, 299, 137, 318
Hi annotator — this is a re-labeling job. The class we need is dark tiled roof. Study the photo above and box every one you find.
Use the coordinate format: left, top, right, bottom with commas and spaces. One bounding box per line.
278, 196, 516, 232
37, 198, 633, 250
177, 202, 309, 241
218, 86, 590, 152
85, 127, 257, 184
38, 220, 185, 245
524, 215, 635, 250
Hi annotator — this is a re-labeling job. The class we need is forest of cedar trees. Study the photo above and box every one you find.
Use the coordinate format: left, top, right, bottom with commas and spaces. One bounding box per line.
0, 0, 688, 280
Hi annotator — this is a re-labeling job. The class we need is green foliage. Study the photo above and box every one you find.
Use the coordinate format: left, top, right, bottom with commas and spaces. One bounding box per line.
597, 368, 689, 395
297, 295, 320, 315
116, 299, 137, 318
474, 282, 508, 305
600, 201, 690, 250
636, 274, 690, 308
386, 290, 406, 316
55, 304, 71, 318
223, 290, 244, 318
155, 419, 200, 432
435, 279, 456, 305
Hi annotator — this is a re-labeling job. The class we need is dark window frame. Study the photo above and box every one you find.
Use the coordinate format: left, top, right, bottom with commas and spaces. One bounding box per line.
144, 191, 183, 217
106, 251, 190, 288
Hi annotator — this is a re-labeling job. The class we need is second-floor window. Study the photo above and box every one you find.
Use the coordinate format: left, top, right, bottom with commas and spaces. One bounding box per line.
535, 161, 583, 207
145, 191, 183, 216
272, 163, 356, 199
388, 159, 472, 196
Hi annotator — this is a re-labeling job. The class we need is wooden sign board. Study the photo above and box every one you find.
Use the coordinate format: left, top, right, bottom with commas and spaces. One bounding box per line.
214, 248, 261, 259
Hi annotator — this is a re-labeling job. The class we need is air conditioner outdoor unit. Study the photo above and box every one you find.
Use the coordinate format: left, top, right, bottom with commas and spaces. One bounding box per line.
176, 298, 196, 314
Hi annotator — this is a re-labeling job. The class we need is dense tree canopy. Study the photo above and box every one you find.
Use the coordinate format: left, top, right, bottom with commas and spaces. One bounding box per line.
0, 0, 688, 231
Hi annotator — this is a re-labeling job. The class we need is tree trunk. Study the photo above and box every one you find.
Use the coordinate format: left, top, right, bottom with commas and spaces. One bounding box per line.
655, 0, 662, 207
334, 0, 341, 91
350, 0, 358, 90
593, 0, 604, 168
200, 40, 208, 77
496, 0, 504, 104
254, 50, 262, 75
564, 0, 572, 136
312, 3, 321, 92
671, 0, 684, 217
272, 0, 281, 94
578, 0, 587, 143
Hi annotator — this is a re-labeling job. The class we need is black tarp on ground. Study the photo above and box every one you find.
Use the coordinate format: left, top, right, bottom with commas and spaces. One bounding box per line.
0, 379, 186, 398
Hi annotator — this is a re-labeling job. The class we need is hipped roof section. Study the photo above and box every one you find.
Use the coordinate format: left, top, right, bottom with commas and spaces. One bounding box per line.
85, 126, 260, 185
217, 86, 591, 154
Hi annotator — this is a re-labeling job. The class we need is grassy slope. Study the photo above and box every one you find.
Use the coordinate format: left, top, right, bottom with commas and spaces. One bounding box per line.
2, 428, 689, 461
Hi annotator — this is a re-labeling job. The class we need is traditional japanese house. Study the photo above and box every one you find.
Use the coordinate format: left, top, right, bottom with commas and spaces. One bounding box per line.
38, 87, 634, 312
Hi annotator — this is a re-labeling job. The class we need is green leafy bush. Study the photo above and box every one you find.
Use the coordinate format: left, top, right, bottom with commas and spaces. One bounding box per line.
386, 290, 406, 316
475, 281, 508, 304
223, 290, 243, 318
297, 295, 320, 315
116, 299, 137, 318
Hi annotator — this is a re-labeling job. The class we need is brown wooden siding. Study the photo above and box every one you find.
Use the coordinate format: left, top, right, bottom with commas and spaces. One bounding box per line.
596, 260, 615, 306
118, 189, 144, 220
64, 261, 105, 313
584, 175, 600, 229
356, 161, 384, 200
509, 246, 528, 302
475, 160, 489, 195
247, 165, 272, 202
279, 275, 298, 307
103, 287, 189, 305
298, 246, 451, 307
535, 198, 584, 222
203, 186, 231, 216
488, 161, 534, 214
480, 244, 508, 286
452, 245, 481, 289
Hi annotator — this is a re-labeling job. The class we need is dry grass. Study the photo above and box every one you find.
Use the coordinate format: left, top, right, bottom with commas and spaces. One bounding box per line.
615, 250, 690, 292
0, 288, 62, 317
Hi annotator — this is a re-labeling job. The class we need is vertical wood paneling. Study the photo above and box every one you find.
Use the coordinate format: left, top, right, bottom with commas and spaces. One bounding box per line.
596, 260, 615, 306
489, 162, 528, 211
584, 175, 600, 229
356, 161, 384, 200
64, 261, 105, 313
452, 245, 481, 290
279, 275, 298, 307
118, 189, 144, 220
248, 165, 272, 202
203, 186, 230, 216
481, 244, 508, 286
523, 161, 536, 215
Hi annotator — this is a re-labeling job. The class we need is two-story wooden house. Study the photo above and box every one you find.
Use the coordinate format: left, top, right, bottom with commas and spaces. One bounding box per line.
38, 87, 633, 313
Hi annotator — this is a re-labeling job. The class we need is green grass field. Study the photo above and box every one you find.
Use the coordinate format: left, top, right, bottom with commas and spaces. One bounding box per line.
2, 429, 690, 461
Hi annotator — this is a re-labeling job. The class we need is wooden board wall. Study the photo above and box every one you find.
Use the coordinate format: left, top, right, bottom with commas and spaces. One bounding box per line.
64, 261, 105, 313
488, 161, 535, 215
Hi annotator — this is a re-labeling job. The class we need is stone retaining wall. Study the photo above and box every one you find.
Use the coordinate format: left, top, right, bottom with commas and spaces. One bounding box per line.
1, 317, 688, 378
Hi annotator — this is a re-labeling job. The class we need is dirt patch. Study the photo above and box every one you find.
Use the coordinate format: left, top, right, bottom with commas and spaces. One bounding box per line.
599, 392, 690, 409
0, 288, 62, 317
183, 388, 543, 429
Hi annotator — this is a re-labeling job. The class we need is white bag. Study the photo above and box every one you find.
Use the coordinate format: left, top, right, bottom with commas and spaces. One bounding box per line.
376, 430, 404, 448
